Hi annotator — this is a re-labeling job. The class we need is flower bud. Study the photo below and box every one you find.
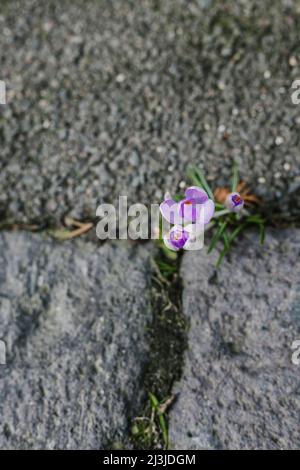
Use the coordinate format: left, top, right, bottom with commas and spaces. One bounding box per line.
225, 192, 244, 213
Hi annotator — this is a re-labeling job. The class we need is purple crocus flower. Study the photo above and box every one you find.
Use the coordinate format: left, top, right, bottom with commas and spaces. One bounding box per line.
160, 186, 215, 226
163, 225, 189, 251
160, 186, 214, 251
163, 223, 204, 251
225, 192, 244, 213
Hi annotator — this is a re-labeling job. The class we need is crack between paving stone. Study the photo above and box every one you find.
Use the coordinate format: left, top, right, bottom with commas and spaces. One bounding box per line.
128, 249, 188, 450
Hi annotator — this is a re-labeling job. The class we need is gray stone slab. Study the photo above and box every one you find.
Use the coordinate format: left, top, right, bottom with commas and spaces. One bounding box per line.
169, 229, 300, 450
0, 0, 299, 223
0, 232, 152, 449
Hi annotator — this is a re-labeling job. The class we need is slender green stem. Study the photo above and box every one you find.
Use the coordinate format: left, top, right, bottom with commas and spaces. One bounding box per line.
212, 209, 230, 218
204, 221, 215, 232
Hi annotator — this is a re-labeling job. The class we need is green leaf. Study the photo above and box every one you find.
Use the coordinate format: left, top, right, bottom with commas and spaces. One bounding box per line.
157, 241, 178, 260
229, 223, 247, 243
187, 166, 215, 201
173, 193, 185, 202
158, 413, 168, 449
244, 216, 266, 245
149, 393, 169, 449
208, 221, 227, 254
216, 244, 229, 268
187, 166, 202, 187
155, 260, 177, 278
223, 230, 230, 250
232, 161, 239, 193
216, 223, 247, 268
149, 392, 159, 409
246, 215, 265, 223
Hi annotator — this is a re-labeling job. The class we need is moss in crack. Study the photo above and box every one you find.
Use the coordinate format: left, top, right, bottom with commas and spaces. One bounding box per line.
131, 242, 188, 449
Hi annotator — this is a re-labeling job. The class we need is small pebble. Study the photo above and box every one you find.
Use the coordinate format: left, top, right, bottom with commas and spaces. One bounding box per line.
283, 162, 291, 171
116, 74, 126, 83
264, 70, 271, 79
179, 180, 186, 189
275, 136, 284, 146
289, 56, 298, 67
258, 177, 266, 184
128, 152, 139, 167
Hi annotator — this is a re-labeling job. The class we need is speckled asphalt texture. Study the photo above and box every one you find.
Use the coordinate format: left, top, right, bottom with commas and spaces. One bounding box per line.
0, 0, 300, 224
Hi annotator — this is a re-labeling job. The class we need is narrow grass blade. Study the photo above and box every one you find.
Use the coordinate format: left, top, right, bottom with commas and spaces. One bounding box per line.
216, 244, 229, 268
216, 223, 246, 268
245, 217, 266, 245
187, 166, 215, 201
246, 215, 265, 223
158, 413, 168, 449
259, 223, 266, 245
155, 260, 177, 279
173, 193, 185, 202
161, 247, 178, 261
149, 392, 159, 409
208, 221, 227, 254
223, 230, 230, 250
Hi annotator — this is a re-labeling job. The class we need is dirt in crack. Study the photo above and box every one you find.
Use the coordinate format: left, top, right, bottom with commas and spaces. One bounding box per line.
130, 243, 188, 450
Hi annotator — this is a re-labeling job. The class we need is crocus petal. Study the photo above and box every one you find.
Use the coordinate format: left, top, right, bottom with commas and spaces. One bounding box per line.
160, 199, 182, 224
169, 225, 189, 249
185, 186, 208, 203
163, 234, 180, 251
178, 198, 201, 223
163, 225, 189, 251
202, 199, 215, 224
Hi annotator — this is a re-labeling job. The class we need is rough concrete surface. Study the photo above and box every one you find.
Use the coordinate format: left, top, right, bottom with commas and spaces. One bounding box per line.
0, 232, 152, 449
0, 0, 299, 224
169, 229, 300, 450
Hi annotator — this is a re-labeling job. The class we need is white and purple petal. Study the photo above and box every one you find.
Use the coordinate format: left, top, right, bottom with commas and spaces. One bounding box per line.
160, 199, 182, 225
163, 225, 189, 251
185, 186, 208, 203
178, 198, 201, 223
163, 234, 180, 251
201, 198, 215, 224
